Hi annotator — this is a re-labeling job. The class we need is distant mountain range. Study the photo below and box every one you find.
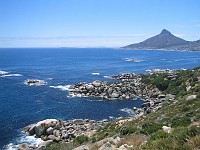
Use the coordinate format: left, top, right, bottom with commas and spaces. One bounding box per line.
122, 29, 200, 51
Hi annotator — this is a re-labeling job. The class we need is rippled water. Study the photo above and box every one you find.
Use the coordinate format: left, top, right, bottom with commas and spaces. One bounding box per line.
0, 48, 200, 149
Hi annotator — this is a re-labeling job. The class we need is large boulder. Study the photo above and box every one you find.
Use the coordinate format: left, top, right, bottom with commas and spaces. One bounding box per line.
186, 95, 197, 101
46, 127, 54, 135
18, 143, 29, 150
48, 135, 56, 141
73, 145, 90, 150
110, 92, 120, 99
38, 140, 53, 148
92, 81, 102, 87
73, 119, 84, 125
162, 126, 172, 133
34, 119, 58, 137
28, 125, 36, 135
85, 84, 94, 91
99, 142, 116, 150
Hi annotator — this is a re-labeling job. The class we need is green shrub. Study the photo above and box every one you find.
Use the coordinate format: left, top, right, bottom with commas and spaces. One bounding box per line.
188, 125, 200, 137
73, 135, 89, 144
141, 123, 163, 135
150, 130, 168, 140
171, 117, 191, 127
120, 125, 137, 135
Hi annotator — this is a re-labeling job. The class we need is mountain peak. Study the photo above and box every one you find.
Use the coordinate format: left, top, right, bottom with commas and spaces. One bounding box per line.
160, 29, 171, 35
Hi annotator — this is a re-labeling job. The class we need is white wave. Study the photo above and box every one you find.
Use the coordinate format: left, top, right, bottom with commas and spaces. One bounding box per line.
0, 70, 8, 75
50, 85, 71, 91
103, 75, 113, 79
120, 108, 135, 117
109, 116, 114, 119
5, 133, 43, 150
68, 93, 84, 98
47, 78, 53, 80
91, 72, 100, 75
123, 58, 143, 63
1, 74, 22, 77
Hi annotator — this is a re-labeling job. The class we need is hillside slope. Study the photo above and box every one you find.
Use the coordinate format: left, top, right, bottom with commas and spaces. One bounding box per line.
45, 67, 200, 150
123, 29, 200, 51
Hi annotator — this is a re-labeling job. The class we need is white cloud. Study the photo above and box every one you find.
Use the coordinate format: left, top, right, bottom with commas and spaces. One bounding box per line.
0, 34, 147, 48
174, 33, 185, 38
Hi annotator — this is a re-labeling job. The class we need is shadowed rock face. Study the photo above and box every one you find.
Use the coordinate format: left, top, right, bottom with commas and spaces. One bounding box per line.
122, 29, 200, 51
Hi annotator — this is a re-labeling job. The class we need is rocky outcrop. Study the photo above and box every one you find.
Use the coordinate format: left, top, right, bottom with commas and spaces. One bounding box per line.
18, 143, 29, 150
23, 119, 108, 149
162, 126, 173, 133
24, 79, 47, 86
68, 72, 176, 116
186, 95, 197, 100
68, 73, 142, 100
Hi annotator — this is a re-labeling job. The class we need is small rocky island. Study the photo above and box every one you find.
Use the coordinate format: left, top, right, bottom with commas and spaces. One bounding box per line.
25, 79, 47, 86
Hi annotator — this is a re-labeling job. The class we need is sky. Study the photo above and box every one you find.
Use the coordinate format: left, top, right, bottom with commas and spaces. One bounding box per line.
0, 0, 200, 48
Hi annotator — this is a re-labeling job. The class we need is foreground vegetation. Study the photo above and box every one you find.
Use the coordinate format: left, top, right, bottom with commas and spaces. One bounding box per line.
46, 67, 200, 150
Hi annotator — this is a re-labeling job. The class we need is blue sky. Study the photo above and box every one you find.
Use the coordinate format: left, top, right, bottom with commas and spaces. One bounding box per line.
0, 0, 200, 47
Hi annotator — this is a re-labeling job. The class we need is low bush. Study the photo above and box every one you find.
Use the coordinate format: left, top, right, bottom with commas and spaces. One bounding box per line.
73, 135, 89, 144
171, 116, 191, 127
150, 130, 168, 140
120, 125, 137, 135
141, 123, 163, 135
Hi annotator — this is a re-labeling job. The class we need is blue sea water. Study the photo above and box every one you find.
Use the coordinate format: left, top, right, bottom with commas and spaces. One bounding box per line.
0, 48, 200, 149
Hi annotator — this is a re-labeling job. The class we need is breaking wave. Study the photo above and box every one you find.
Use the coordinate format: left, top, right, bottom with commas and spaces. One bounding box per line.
50, 85, 71, 91
119, 108, 135, 117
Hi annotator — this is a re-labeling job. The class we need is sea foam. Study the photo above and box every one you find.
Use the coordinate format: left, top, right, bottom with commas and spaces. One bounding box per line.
91, 72, 100, 75
120, 108, 135, 117
5, 133, 43, 150
1, 74, 22, 77
123, 58, 143, 63
50, 85, 71, 91
0, 70, 9, 75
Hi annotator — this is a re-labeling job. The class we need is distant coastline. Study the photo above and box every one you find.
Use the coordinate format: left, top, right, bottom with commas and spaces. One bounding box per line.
122, 29, 200, 52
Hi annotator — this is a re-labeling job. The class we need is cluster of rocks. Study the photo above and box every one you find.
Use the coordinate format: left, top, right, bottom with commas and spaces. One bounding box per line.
68, 73, 142, 100
146, 68, 175, 74
133, 93, 175, 116
68, 72, 177, 117
24, 79, 47, 86
74, 136, 134, 150
22, 119, 108, 149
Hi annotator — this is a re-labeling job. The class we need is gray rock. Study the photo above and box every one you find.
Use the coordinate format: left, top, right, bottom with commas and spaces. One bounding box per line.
74, 119, 84, 125
85, 84, 94, 91
48, 135, 56, 141
73, 145, 90, 150
18, 143, 29, 150
158, 94, 166, 99
28, 125, 35, 135
46, 127, 54, 135
99, 142, 116, 150
92, 80, 102, 87
186, 95, 197, 100
53, 129, 60, 137
110, 92, 120, 98
35, 125, 45, 137
38, 140, 53, 148
162, 126, 172, 133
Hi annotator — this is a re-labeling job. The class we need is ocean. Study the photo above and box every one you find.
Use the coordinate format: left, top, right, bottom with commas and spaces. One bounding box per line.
0, 48, 200, 149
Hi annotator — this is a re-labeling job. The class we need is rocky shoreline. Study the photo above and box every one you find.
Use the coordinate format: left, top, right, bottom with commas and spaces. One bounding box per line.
68, 72, 176, 116
20, 119, 108, 150
19, 69, 178, 149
